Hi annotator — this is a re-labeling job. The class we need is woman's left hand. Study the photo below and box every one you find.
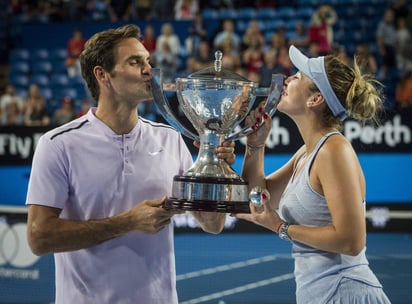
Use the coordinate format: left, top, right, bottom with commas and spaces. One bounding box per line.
234, 195, 283, 233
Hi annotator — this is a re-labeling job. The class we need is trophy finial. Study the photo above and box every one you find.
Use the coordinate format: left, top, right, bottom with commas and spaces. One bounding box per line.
214, 50, 223, 73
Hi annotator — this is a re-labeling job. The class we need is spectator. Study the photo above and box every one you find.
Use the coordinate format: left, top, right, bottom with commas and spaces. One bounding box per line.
152, 0, 175, 20
85, 0, 109, 21
135, 0, 154, 21
41, 0, 66, 22
213, 19, 241, 52
259, 50, 289, 87
77, 99, 93, 117
330, 44, 350, 66
309, 5, 338, 55
288, 21, 310, 53
186, 39, 214, 72
395, 17, 412, 72
174, 0, 199, 20
156, 23, 181, 57
0, 84, 25, 115
1, 100, 24, 126
154, 41, 179, 83
241, 20, 265, 52
66, 28, 86, 78
107, 0, 133, 22
142, 24, 157, 55
24, 90, 50, 126
265, 32, 287, 57
184, 12, 208, 57
396, 70, 412, 108
376, 8, 397, 70
354, 44, 378, 76
242, 36, 265, 74
52, 96, 77, 126
220, 39, 241, 72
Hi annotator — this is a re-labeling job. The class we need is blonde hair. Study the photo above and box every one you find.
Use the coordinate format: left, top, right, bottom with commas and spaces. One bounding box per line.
318, 55, 384, 129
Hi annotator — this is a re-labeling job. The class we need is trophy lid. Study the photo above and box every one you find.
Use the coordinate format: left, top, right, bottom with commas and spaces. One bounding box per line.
187, 50, 255, 84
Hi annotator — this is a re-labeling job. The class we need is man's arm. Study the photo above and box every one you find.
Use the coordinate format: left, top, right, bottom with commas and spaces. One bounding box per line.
27, 197, 179, 255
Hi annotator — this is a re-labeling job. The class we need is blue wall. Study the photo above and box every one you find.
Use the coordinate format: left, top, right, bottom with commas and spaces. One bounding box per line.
1, 153, 411, 206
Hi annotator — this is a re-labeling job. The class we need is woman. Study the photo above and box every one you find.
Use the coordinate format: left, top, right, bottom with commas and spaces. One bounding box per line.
236, 45, 391, 303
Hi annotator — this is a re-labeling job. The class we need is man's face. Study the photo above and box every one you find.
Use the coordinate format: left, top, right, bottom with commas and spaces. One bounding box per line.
107, 37, 153, 105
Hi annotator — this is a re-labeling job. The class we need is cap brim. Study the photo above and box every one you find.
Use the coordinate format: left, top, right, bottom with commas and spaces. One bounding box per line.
289, 45, 311, 78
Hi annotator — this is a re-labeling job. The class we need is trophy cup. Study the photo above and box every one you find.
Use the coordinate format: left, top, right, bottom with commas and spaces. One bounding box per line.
151, 51, 284, 213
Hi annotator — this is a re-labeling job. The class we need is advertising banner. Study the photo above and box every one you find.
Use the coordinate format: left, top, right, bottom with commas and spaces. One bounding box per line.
0, 208, 54, 303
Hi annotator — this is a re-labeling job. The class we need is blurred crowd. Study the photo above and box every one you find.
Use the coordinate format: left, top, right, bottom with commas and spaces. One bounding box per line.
1, 0, 411, 128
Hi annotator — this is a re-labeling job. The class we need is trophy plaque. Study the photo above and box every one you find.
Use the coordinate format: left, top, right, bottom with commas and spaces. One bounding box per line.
151, 51, 284, 213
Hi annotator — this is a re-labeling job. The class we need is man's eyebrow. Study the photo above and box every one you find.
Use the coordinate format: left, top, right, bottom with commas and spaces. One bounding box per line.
127, 54, 150, 63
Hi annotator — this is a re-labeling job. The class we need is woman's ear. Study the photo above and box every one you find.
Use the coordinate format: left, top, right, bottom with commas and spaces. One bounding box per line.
306, 92, 325, 107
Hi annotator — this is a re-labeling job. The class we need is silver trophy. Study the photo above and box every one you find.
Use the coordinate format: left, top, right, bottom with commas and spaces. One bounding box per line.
151, 51, 284, 213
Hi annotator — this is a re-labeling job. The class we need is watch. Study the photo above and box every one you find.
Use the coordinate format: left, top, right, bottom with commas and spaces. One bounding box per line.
279, 222, 291, 241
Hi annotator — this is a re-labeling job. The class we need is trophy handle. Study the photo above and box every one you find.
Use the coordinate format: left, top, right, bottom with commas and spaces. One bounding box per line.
225, 74, 285, 142
150, 68, 200, 141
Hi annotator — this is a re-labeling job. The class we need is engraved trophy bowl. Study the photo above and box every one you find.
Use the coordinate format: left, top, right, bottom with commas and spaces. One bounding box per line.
151, 51, 284, 213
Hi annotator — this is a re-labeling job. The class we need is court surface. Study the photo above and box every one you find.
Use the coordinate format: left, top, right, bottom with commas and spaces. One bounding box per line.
174, 232, 412, 304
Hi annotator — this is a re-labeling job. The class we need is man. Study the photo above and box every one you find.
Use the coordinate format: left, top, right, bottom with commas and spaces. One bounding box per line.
26, 24, 232, 304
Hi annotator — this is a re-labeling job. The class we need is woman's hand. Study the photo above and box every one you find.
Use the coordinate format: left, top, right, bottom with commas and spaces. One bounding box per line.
234, 194, 283, 233
245, 101, 272, 148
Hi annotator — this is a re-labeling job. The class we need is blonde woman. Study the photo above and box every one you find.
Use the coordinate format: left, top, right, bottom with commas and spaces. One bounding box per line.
236, 45, 391, 303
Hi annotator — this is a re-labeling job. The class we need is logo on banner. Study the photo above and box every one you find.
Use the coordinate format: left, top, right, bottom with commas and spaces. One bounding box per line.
0, 221, 40, 268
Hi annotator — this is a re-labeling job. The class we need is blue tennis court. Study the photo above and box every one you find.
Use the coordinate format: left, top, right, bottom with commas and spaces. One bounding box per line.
175, 232, 412, 304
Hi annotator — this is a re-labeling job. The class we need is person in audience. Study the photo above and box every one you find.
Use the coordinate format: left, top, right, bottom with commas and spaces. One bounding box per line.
396, 70, 412, 109
376, 8, 397, 71
309, 4, 338, 55
155, 22, 181, 57
241, 19, 265, 52
259, 50, 289, 87
0, 99, 24, 125
52, 96, 77, 126
395, 17, 412, 72
25, 24, 233, 304
235, 45, 391, 304
107, 0, 133, 22
184, 12, 208, 57
77, 99, 93, 117
242, 35, 265, 75
288, 21, 310, 54
0, 84, 25, 115
154, 41, 179, 82
354, 44, 378, 76
66, 28, 86, 78
24, 88, 50, 126
174, 0, 199, 20
142, 24, 157, 55
213, 19, 241, 52
186, 39, 214, 72
220, 39, 241, 72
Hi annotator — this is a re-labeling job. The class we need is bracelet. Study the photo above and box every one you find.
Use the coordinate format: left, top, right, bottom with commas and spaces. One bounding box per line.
275, 221, 284, 234
246, 143, 265, 155
278, 222, 291, 241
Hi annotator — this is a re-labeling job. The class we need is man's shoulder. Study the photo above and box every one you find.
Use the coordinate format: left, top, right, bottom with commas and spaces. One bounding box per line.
139, 117, 180, 134
44, 116, 90, 141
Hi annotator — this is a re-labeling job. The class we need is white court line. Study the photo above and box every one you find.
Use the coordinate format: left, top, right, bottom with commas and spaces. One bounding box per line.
176, 254, 289, 281
179, 273, 294, 304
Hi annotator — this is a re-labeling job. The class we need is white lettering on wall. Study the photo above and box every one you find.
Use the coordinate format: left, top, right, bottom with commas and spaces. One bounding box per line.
0, 132, 44, 159
345, 115, 411, 147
